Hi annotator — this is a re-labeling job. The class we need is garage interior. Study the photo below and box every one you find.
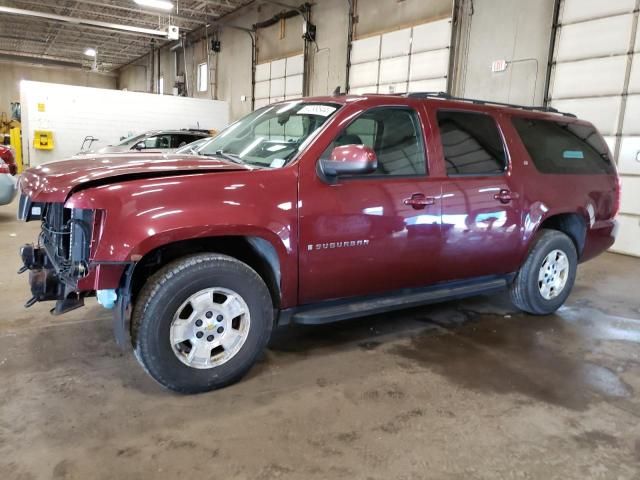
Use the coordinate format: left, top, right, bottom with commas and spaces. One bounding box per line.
1, 0, 640, 478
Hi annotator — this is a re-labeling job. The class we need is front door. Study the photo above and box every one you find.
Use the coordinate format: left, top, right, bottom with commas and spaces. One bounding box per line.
298, 105, 443, 304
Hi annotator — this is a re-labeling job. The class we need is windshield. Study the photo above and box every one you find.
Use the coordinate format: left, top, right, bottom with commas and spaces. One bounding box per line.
198, 101, 340, 168
115, 133, 147, 147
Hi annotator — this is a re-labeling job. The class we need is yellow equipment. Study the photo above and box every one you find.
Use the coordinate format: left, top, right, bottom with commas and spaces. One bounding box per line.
10, 127, 23, 173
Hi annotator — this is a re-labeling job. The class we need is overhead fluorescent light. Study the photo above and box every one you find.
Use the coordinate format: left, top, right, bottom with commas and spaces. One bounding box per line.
84, 48, 97, 57
134, 0, 174, 10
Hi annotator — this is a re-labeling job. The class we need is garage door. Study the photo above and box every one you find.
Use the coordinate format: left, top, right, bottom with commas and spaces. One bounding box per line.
254, 53, 304, 109
548, 0, 640, 256
348, 17, 452, 95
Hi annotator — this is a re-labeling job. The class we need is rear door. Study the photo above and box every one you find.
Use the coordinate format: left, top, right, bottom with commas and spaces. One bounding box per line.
433, 109, 525, 280
298, 103, 443, 304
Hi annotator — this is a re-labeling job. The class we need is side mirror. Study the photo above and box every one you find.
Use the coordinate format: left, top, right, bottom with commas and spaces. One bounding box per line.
319, 144, 377, 177
134, 141, 145, 151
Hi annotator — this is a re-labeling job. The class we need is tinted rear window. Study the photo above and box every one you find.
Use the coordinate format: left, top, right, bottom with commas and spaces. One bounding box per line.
512, 117, 614, 174
437, 111, 507, 176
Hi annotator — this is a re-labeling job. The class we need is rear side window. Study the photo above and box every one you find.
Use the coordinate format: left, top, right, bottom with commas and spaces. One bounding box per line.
512, 117, 614, 174
437, 111, 507, 176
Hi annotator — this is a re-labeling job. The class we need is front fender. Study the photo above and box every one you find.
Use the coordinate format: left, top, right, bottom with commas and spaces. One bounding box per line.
66, 169, 298, 303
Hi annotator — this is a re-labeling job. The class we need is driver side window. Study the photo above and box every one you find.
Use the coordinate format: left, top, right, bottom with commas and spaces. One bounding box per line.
322, 107, 426, 176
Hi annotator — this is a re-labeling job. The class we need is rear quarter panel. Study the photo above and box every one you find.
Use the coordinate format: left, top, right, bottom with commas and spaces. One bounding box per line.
500, 112, 618, 264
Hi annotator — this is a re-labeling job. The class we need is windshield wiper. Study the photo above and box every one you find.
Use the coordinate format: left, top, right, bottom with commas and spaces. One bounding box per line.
210, 150, 243, 164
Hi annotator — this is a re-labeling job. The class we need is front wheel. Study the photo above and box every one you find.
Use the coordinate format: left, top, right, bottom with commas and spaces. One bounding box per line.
510, 229, 578, 315
131, 253, 273, 394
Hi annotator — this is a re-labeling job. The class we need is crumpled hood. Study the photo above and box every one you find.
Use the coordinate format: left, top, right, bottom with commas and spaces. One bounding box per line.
20, 152, 250, 203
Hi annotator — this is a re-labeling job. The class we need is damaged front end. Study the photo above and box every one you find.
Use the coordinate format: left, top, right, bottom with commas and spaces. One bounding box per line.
18, 195, 94, 315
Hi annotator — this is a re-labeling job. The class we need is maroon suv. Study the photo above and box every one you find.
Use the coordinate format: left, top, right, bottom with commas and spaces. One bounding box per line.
17, 93, 620, 393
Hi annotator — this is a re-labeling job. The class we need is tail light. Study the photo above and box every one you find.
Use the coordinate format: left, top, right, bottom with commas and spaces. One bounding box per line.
0, 147, 16, 175
613, 174, 621, 218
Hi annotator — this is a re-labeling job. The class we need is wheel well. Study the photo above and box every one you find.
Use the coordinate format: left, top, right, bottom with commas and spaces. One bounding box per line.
539, 213, 587, 257
128, 236, 281, 308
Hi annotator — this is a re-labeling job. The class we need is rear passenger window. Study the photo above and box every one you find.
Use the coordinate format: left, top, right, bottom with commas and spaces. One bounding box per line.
437, 111, 507, 176
512, 117, 614, 175
323, 108, 426, 176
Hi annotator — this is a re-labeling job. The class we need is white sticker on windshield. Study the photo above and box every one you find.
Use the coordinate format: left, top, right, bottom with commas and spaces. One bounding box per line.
267, 144, 287, 152
270, 158, 286, 168
298, 105, 337, 117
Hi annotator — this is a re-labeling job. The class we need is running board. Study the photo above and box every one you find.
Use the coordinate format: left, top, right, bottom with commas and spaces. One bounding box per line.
279, 275, 511, 326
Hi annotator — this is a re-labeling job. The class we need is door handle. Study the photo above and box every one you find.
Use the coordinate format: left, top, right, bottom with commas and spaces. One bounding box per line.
403, 193, 435, 209
493, 189, 518, 204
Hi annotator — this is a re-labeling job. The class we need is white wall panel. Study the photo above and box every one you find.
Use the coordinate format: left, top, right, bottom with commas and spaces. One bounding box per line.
254, 54, 304, 110
270, 77, 285, 97
254, 98, 270, 110
622, 94, 640, 134
412, 18, 451, 53
603, 136, 617, 155
254, 81, 270, 99
255, 63, 270, 82
285, 74, 303, 96
629, 58, 640, 93
286, 54, 304, 75
610, 214, 640, 256
380, 28, 411, 59
410, 49, 450, 81
560, 0, 635, 24
349, 61, 380, 88
618, 137, 640, 174
349, 17, 452, 95
351, 36, 381, 64
377, 82, 408, 94
271, 58, 286, 79
550, 97, 622, 135
555, 14, 633, 62
620, 176, 640, 215
551, 56, 628, 98
409, 78, 447, 93
20, 81, 229, 166
350, 85, 377, 95
379, 56, 409, 84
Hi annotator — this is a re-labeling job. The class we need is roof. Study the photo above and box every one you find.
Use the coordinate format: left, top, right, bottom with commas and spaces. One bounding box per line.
294, 93, 577, 119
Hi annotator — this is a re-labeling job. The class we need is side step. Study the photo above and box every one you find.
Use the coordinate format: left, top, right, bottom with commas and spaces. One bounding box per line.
281, 275, 511, 326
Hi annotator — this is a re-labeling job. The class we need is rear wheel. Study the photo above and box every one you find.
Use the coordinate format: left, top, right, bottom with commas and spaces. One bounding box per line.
510, 230, 577, 315
131, 253, 273, 394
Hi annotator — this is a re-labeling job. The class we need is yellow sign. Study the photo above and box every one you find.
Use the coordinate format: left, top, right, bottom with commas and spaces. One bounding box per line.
33, 130, 54, 150
37, 103, 46, 112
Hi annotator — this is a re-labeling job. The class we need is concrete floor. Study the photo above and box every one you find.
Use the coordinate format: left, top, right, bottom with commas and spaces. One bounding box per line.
0, 199, 639, 480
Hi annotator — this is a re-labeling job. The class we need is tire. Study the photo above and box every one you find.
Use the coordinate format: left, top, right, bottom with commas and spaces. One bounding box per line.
510, 229, 578, 315
131, 253, 273, 394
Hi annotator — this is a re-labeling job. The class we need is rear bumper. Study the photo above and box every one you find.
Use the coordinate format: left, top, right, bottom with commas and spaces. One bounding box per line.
581, 218, 618, 263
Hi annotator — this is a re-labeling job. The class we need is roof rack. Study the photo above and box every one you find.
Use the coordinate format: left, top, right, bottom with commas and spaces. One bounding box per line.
406, 91, 577, 118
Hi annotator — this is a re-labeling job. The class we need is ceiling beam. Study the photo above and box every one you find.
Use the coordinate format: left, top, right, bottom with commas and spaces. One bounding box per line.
9, 0, 208, 26
0, 49, 119, 69
0, 5, 171, 37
